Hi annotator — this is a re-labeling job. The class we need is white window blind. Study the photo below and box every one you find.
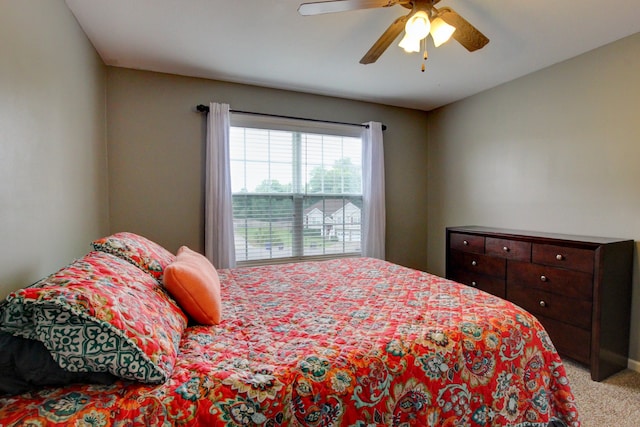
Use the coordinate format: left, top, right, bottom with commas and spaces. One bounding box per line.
229, 116, 363, 264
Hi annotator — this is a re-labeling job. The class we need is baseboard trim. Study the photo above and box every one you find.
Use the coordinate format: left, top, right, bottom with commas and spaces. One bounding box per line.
627, 358, 640, 373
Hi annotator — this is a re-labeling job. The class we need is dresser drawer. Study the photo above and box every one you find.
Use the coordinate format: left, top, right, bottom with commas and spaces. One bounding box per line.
449, 269, 506, 299
532, 243, 594, 274
486, 237, 531, 261
449, 233, 484, 254
536, 314, 591, 364
509, 285, 592, 330
507, 260, 593, 301
449, 250, 506, 278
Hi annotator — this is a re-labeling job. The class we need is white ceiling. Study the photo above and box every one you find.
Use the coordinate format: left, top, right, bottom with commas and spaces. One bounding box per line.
65, 0, 640, 111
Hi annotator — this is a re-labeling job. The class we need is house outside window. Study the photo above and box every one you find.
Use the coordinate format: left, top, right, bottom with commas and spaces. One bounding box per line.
229, 114, 363, 264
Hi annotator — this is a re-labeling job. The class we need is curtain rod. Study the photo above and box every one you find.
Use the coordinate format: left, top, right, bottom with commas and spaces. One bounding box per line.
195, 104, 386, 131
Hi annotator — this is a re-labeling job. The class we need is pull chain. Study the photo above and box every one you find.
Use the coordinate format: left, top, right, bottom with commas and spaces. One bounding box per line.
421, 37, 428, 72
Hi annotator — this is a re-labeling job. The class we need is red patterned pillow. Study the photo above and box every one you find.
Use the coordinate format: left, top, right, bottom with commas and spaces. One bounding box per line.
91, 232, 176, 283
0, 251, 187, 383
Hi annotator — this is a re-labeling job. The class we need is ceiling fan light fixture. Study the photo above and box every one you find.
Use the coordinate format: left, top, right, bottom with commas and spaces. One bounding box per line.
299, 0, 490, 66
398, 33, 421, 53
430, 16, 456, 47
404, 10, 431, 40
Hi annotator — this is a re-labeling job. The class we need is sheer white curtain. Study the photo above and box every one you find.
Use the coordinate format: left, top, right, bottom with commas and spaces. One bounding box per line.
205, 102, 236, 268
361, 121, 385, 259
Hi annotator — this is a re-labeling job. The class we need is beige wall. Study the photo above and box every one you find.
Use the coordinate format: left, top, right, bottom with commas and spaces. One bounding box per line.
0, 0, 108, 299
106, 68, 429, 270
427, 32, 640, 364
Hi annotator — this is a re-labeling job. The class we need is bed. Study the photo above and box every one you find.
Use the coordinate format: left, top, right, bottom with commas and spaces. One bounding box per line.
0, 233, 580, 426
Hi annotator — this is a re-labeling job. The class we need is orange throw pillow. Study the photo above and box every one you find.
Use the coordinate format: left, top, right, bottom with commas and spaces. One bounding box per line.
163, 246, 221, 325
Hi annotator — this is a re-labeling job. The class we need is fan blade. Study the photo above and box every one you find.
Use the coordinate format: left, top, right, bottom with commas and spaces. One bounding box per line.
360, 13, 410, 64
298, 0, 406, 16
438, 7, 489, 52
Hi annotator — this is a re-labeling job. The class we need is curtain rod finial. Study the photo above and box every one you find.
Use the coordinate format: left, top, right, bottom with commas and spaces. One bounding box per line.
196, 104, 210, 113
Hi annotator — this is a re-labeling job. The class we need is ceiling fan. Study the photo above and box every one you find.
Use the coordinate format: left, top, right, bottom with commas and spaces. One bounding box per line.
298, 0, 489, 65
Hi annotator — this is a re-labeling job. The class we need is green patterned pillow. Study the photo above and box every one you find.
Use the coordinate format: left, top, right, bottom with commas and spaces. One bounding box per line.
0, 251, 187, 384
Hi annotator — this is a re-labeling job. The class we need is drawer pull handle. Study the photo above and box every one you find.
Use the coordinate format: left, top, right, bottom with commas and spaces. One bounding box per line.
471, 281, 477, 287
539, 300, 547, 307
463, 240, 469, 246
556, 254, 564, 261
540, 275, 548, 282
471, 260, 477, 266
503, 246, 509, 252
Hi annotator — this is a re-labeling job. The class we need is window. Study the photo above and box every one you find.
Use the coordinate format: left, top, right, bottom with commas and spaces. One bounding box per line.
229, 114, 363, 264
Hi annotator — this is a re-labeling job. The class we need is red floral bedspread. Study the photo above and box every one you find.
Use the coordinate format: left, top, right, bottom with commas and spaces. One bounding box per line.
0, 258, 580, 426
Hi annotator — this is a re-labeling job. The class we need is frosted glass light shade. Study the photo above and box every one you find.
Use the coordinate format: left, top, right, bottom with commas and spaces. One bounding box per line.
398, 34, 421, 53
430, 17, 456, 47
405, 11, 430, 40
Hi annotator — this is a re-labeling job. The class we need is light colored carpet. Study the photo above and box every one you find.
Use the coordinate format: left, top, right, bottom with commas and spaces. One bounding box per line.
562, 358, 640, 427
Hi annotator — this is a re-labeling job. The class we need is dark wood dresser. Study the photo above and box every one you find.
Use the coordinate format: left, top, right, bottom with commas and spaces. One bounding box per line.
445, 225, 634, 381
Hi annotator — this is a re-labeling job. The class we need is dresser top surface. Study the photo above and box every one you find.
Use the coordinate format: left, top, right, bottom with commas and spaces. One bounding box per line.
447, 225, 633, 246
